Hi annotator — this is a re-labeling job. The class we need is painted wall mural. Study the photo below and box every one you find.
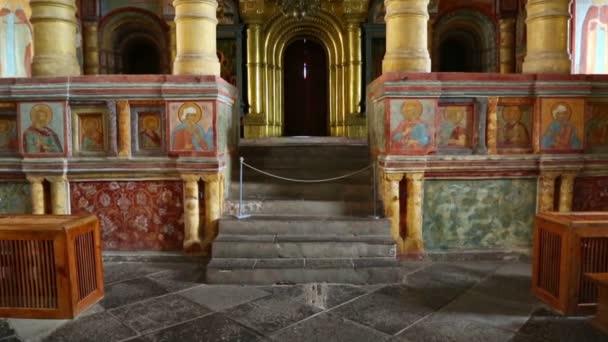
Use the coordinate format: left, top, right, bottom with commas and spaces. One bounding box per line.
586, 102, 608, 152
423, 179, 537, 250
573, 176, 608, 211
437, 104, 473, 150
0, 182, 30, 214
574, 0, 608, 74
217, 0, 238, 24
540, 99, 585, 152
73, 110, 107, 156
19, 102, 66, 157
71, 181, 185, 251
168, 101, 215, 154
0, 113, 17, 154
497, 102, 533, 152
0, 0, 32, 78
131, 106, 165, 156
389, 99, 436, 154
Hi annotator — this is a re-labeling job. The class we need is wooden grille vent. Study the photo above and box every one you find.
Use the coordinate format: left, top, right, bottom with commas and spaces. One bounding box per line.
537, 230, 562, 297
579, 238, 608, 304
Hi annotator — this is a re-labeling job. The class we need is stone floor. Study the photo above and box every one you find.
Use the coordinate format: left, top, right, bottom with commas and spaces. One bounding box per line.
2, 261, 608, 342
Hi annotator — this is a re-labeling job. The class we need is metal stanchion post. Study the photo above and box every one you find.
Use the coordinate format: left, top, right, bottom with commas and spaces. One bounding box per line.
235, 157, 250, 219
370, 160, 380, 220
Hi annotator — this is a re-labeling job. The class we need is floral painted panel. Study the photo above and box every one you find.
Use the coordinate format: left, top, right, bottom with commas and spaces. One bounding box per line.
0, 182, 30, 214
573, 177, 608, 211
422, 179, 537, 250
70, 181, 184, 251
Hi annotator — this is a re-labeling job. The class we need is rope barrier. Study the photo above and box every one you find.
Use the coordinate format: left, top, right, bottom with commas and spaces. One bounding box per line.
241, 161, 372, 183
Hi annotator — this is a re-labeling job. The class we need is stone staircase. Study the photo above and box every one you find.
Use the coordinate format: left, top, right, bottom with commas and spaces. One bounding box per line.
206, 138, 402, 284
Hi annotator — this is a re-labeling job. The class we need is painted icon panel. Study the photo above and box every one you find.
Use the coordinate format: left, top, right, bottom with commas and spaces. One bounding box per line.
0, 114, 18, 154
132, 107, 165, 156
19, 102, 65, 157
540, 99, 585, 152
497, 102, 533, 152
586, 102, 608, 152
79, 113, 105, 152
168, 101, 215, 154
389, 99, 435, 154
437, 105, 473, 150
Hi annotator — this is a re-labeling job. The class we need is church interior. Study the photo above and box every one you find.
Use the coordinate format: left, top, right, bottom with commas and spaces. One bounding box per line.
0, 0, 608, 340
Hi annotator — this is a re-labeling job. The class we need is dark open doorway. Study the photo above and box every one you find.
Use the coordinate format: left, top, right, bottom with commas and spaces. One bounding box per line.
283, 38, 328, 136
122, 39, 161, 75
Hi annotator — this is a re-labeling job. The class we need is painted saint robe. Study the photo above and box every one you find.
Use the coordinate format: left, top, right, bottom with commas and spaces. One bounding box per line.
23, 126, 63, 153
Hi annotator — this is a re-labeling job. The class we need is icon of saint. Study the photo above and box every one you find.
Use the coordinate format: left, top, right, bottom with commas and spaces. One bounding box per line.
0, 118, 16, 150
139, 115, 162, 149
541, 102, 582, 149
171, 103, 213, 151
391, 100, 430, 149
440, 107, 468, 147
498, 106, 530, 148
587, 105, 608, 148
80, 117, 104, 151
23, 104, 63, 153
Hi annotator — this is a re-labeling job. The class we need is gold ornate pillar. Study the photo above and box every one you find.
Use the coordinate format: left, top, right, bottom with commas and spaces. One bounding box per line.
48, 175, 69, 215
383, 0, 431, 73
487, 97, 499, 154
538, 171, 559, 212
522, 0, 572, 74
559, 172, 576, 212
116, 100, 131, 158
403, 172, 424, 254
173, 0, 221, 75
499, 18, 516, 74
243, 21, 267, 138
82, 22, 99, 75
181, 175, 202, 253
382, 173, 404, 251
30, 0, 81, 76
201, 172, 224, 246
27, 176, 45, 215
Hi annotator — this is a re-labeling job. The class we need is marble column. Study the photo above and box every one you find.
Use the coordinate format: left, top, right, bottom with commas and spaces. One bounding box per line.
383, 0, 431, 73
403, 172, 424, 254
30, 0, 81, 76
172, 0, 221, 75
116, 100, 131, 158
499, 18, 516, 74
82, 21, 99, 75
48, 175, 69, 215
27, 176, 45, 215
559, 172, 576, 212
538, 171, 560, 212
382, 173, 404, 251
202, 172, 224, 246
181, 175, 202, 253
522, 0, 572, 74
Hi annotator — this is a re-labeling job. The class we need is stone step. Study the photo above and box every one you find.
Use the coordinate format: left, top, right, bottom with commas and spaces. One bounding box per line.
206, 257, 408, 285
228, 182, 373, 200
224, 199, 379, 217
218, 216, 390, 236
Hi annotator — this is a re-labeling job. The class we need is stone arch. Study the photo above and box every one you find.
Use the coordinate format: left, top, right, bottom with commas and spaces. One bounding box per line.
432, 9, 497, 72
99, 8, 169, 74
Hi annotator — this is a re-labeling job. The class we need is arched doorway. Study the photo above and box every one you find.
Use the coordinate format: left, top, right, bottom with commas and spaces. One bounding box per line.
121, 37, 161, 74
439, 33, 482, 72
283, 38, 328, 136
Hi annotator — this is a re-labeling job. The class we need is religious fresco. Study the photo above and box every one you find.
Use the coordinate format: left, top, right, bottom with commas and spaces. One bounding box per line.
540, 99, 585, 152
0, 114, 18, 154
70, 181, 185, 251
217, 0, 238, 24
218, 39, 238, 86
19, 102, 65, 157
76, 112, 106, 154
574, 0, 608, 74
0, 0, 32, 78
131, 106, 165, 156
437, 105, 473, 150
389, 99, 435, 154
0, 182, 30, 214
586, 102, 608, 152
168, 101, 215, 154
573, 176, 608, 211
497, 102, 533, 152
100, 0, 162, 16
423, 179, 537, 250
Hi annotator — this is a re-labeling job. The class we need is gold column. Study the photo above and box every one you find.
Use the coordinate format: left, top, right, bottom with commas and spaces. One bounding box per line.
27, 176, 45, 215
181, 175, 202, 253
382, 173, 404, 251
243, 22, 267, 138
167, 21, 177, 72
202, 172, 224, 246
172, 0, 221, 75
116, 100, 131, 158
82, 22, 99, 75
522, 0, 572, 74
30, 0, 81, 76
383, 0, 431, 73
487, 97, 499, 154
346, 21, 362, 116
48, 175, 68, 215
538, 171, 559, 212
499, 18, 516, 74
403, 172, 424, 254
559, 172, 576, 212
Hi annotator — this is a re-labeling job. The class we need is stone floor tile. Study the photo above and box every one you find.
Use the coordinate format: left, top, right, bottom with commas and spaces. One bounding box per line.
0, 337, 21, 342
0, 320, 14, 339
7, 318, 68, 342
43, 312, 137, 342
404, 262, 496, 290
139, 313, 263, 342
471, 273, 537, 305
103, 262, 174, 285
517, 308, 608, 342
263, 284, 366, 310
396, 316, 515, 342
109, 294, 212, 334
225, 294, 321, 335
100, 277, 168, 310
146, 264, 206, 292
179, 285, 271, 311
269, 312, 390, 342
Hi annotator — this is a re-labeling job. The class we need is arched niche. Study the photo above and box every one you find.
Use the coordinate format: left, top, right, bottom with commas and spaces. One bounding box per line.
99, 8, 169, 74
432, 9, 497, 73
